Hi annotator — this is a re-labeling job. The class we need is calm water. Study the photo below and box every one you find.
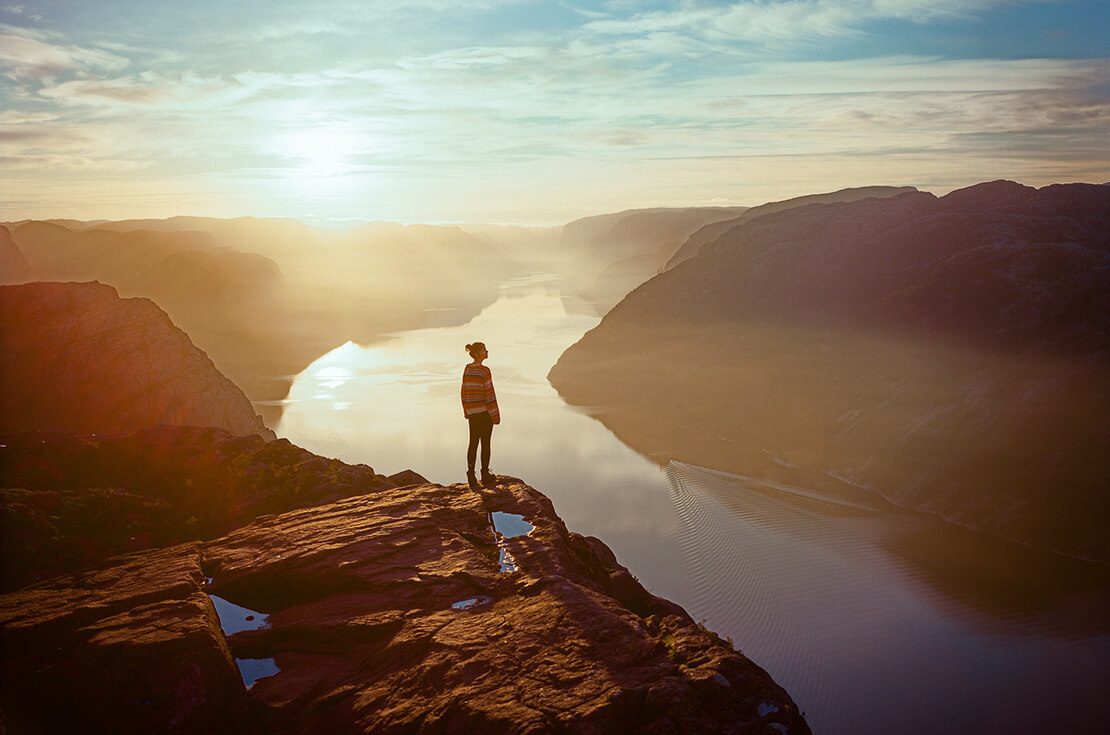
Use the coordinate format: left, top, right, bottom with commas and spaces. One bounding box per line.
277, 274, 1110, 734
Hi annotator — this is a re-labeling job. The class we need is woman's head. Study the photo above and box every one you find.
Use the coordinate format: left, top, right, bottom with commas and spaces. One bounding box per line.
465, 342, 488, 360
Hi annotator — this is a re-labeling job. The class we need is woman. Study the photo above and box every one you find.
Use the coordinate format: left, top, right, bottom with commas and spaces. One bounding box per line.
461, 341, 500, 489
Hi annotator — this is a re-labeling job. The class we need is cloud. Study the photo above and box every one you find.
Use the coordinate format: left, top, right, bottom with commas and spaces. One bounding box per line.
584, 0, 1014, 48
0, 23, 128, 81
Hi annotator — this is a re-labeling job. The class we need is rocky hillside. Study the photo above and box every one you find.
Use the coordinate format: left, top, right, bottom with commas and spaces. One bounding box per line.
557, 206, 749, 314
663, 185, 917, 271
550, 181, 1110, 562
0, 281, 274, 439
0, 427, 808, 734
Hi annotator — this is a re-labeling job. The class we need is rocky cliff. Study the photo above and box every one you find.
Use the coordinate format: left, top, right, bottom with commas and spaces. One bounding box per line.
550, 181, 1110, 562
557, 206, 749, 314
0, 427, 809, 734
662, 186, 917, 271
0, 281, 274, 439
0, 427, 415, 591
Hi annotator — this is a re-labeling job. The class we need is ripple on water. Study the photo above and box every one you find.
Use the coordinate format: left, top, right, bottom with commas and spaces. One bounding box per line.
663, 461, 1110, 735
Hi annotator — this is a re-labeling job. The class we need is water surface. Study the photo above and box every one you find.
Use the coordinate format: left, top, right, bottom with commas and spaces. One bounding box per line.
277, 274, 1109, 734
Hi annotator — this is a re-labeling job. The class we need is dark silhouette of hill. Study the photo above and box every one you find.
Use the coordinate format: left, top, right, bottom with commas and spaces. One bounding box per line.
557, 206, 749, 314
664, 185, 917, 271
0, 281, 273, 439
0, 225, 31, 283
550, 181, 1110, 562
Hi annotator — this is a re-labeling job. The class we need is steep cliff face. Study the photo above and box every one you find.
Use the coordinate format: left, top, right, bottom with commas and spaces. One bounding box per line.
0, 436, 809, 734
0, 281, 275, 439
551, 181, 1110, 562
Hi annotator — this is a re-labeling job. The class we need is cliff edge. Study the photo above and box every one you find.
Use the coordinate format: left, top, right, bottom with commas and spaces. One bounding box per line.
0, 428, 809, 734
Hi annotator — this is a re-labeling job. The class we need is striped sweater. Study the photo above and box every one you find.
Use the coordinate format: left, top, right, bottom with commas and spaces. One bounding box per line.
461, 363, 500, 423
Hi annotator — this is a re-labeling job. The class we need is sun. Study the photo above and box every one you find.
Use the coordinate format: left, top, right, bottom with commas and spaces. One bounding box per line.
282, 125, 360, 178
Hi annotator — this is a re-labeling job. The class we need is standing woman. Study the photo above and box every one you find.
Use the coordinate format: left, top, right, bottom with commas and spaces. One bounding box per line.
461, 341, 500, 489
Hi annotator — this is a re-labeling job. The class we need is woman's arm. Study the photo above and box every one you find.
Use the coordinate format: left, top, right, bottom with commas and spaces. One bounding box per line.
485, 369, 500, 425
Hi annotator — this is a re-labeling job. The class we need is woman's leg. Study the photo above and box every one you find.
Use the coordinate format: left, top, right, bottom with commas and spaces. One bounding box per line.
466, 415, 481, 472
480, 418, 493, 472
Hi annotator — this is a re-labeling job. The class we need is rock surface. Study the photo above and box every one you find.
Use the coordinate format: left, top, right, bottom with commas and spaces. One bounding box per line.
0, 281, 275, 439
0, 426, 396, 591
0, 471, 809, 734
550, 181, 1110, 562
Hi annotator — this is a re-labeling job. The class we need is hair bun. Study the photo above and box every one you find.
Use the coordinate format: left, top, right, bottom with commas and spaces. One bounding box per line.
465, 343, 472, 352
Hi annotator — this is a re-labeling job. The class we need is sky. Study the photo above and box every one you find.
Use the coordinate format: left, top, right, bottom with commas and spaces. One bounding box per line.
1, 0, 1107, 224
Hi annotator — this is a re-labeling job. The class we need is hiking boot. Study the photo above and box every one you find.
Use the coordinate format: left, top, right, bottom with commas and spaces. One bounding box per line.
481, 469, 497, 487
466, 470, 480, 491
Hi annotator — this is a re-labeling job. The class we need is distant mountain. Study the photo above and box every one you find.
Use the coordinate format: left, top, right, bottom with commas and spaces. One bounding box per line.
557, 206, 749, 314
0, 225, 31, 283
664, 185, 917, 271
0, 281, 274, 440
550, 181, 1110, 562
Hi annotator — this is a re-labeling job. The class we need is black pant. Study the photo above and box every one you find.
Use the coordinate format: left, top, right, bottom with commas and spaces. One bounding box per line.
467, 411, 493, 472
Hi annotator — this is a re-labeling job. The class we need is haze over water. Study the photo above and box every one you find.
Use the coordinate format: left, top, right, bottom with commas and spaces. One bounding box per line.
278, 274, 1109, 734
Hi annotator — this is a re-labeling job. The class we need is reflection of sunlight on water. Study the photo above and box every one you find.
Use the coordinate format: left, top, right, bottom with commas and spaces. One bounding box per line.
314, 366, 355, 389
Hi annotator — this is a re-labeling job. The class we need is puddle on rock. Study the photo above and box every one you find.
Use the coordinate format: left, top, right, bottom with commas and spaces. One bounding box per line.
451, 595, 493, 610
235, 657, 280, 689
490, 511, 534, 573
209, 594, 270, 635
491, 511, 534, 538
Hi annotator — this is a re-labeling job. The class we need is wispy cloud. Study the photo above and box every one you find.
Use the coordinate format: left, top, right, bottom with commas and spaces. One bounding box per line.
584, 0, 1015, 45
0, 23, 127, 81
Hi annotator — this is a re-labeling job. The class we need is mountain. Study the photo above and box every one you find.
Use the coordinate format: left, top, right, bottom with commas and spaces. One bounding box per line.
557, 206, 749, 314
0, 281, 274, 440
663, 185, 917, 271
550, 181, 1110, 562
0, 225, 31, 283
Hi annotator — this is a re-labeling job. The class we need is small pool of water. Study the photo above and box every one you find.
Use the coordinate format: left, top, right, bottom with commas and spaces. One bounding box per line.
490, 511, 533, 538
451, 596, 494, 610
209, 594, 270, 636
490, 511, 533, 573
235, 658, 280, 689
